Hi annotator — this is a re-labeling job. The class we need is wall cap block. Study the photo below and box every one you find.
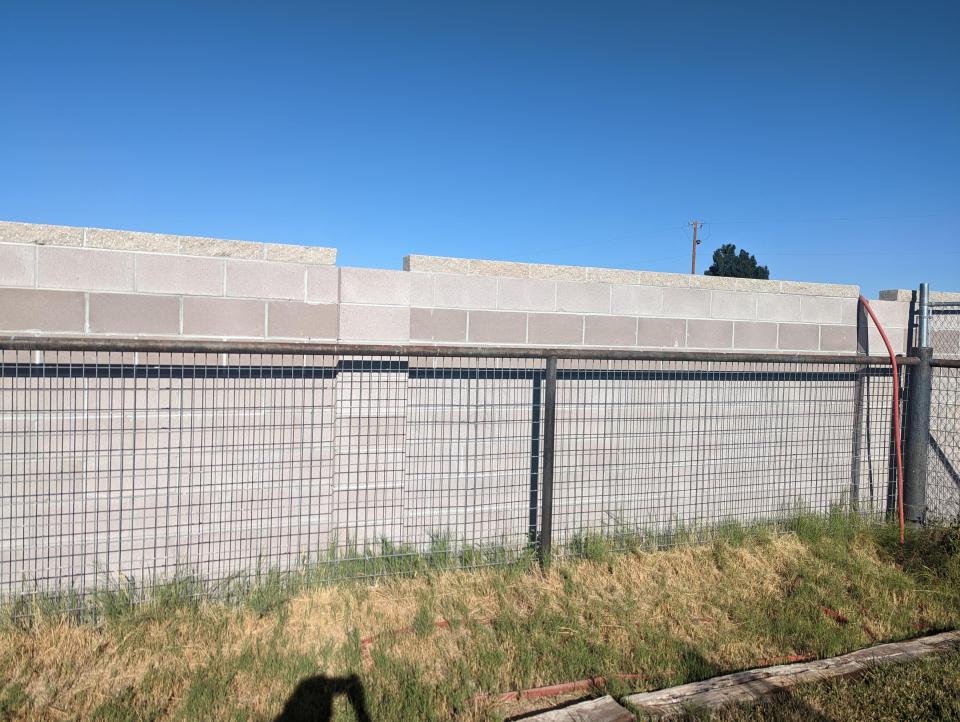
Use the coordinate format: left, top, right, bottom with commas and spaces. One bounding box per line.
880, 288, 960, 303
0, 219, 336, 265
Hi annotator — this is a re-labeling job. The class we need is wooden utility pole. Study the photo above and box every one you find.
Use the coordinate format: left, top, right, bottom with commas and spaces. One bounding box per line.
690, 220, 702, 274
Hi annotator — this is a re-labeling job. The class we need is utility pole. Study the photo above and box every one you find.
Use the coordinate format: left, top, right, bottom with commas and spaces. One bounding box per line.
690, 220, 702, 274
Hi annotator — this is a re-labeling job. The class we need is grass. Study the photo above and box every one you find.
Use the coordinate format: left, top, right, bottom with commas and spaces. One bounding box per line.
0, 512, 958, 721
679, 649, 960, 721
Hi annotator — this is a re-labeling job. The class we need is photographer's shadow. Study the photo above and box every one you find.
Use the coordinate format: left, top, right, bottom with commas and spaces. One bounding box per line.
274, 674, 372, 722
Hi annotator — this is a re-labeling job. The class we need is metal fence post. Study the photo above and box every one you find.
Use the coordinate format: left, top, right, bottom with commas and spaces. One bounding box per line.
538, 356, 557, 566
904, 283, 932, 524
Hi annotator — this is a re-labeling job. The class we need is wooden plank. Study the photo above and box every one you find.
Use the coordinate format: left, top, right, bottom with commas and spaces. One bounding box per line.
523, 695, 635, 721
623, 631, 960, 718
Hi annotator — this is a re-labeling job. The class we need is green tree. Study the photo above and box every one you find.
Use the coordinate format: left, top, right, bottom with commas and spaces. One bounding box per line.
704, 243, 770, 279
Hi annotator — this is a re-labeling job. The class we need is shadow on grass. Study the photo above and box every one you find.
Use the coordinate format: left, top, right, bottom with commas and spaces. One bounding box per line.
274, 674, 372, 722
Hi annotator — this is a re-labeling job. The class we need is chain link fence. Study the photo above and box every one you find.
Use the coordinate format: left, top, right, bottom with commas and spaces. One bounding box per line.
927, 301, 960, 522
0, 340, 906, 617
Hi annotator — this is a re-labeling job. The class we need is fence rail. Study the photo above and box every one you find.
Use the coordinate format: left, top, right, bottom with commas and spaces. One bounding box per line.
1, 337, 916, 617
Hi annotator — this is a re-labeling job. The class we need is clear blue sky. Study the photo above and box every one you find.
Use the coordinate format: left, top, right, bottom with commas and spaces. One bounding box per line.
1, 1, 958, 297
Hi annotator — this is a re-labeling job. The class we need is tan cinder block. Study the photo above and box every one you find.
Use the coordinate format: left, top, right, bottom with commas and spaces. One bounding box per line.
585, 267, 638, 284
410, 308, 467, 342
756, 293, 801, 322
778, 323, 820, 351
225, 260, 305, 301
801, 296, 845, 324
0, 288, 85, 332
820, 325, 857, 352
468, 310, 526, 343
584, 315, 637, 346
262, 243, 336, 265
863, 299, 909, 329
661, 287, 710, 318
528, 263, 587, 281
306, 266, 338, 303
403, 255, 471, 274
781, 280, 858, 298
182, 297, 265, 337
687, 319, 733, 348
0, 220, 83, 246
136, 254, 224, 296
339, 268, 410, 306
879, 289, 912, 302
635, 270, 690, 288
733, 321, 778, 350
689, 275, 779, 292
498, 277, 556, 311
528, 313, 583, 345
178, 235, 262, 259
267, 301, 337, 339
0, 243, 36, 286
339, 304, 410, 342
556, 281, 610, 313
868, 327, 907, 355
84, 227, 180, 254
711, 291, 757, 320
37, 246, 135, 292
435, 273, 497, 309
89, 293, 180, 335
468, 259, 530, 278
637, 318, 685, 347
609, 284, 662, 315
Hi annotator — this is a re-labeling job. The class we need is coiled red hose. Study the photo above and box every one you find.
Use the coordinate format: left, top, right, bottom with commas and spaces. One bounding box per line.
858, 296, 905, 544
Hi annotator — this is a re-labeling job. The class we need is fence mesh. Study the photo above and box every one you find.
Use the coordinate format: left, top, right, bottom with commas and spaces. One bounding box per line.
928, 363, 960, 523
1, 345, 903, 617
930, 303, 960, 359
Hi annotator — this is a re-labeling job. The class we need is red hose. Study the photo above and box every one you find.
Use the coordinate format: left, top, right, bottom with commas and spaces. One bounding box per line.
858, 296, 905, 544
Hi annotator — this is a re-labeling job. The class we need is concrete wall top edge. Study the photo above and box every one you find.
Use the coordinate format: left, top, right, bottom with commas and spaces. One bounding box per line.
404, 254, 860, 297
880, 288, 960, 303
0, 219, 336, 266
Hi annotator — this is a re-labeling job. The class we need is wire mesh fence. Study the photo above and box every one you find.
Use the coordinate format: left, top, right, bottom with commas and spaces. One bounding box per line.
0, 341, 905, 618
930, 302, 960, 359
928, 362, 960, 523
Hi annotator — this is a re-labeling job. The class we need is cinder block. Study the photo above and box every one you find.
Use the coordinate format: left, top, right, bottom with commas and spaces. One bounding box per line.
584, 316, 637, 346
801, 296, 844, 324
778, 323, 820, 351
84, 227, 180, 253
637, 318, 685, 348
556, 282, 610, 313
179, 235, 262, 259
37, 247, 135, 292
339, 305, 410, 342
687, 319, 733, 348
528, 313, 583, 345
497, 277, 556, 311
0, 221, 83, 246
468, 311, 527, 344
435, 273, 497, 309
408, 272, 436, 306
757, 294, 801, 322
136, 254, 224, 296
820, 325, 857, 352
661, 287, 710, 318
610, 285, 662, 315
0, 288, 86, 332
306, 266, 339, 303
0, 244, 35, 286
89, 293, 180, 335
182, 297, 265, 338
262, 243, 336, 265
225, 260, 305, 300
868, 327, 908, 355
267, 301, 337, 339
711, 291, 757, 320
862, 299, 909, 329
339, 268, 410, 305
410, 308, 467, 342
733, 321, 778, 350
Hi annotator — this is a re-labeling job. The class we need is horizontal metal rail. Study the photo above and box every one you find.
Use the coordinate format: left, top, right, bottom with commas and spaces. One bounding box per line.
0, 335, 915, 365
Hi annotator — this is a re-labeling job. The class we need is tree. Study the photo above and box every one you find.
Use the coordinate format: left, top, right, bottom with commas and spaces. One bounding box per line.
704, 244, 769, 279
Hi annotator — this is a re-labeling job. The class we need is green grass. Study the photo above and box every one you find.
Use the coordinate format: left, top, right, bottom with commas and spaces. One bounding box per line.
1, 512, 958, 721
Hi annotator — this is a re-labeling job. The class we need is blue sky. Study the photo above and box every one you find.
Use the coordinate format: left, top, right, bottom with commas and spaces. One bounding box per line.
1, 1, 957, 296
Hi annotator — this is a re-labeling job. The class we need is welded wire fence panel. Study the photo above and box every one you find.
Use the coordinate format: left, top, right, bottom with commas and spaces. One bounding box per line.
928, 364, 960, 523
1, 343, 904, 616
930, 303, 960, 359
552, 359, 899, 550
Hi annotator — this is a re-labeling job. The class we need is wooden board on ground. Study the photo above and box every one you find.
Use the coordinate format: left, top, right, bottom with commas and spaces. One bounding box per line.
623, 630, 960, 718
522, 695, 635, 721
